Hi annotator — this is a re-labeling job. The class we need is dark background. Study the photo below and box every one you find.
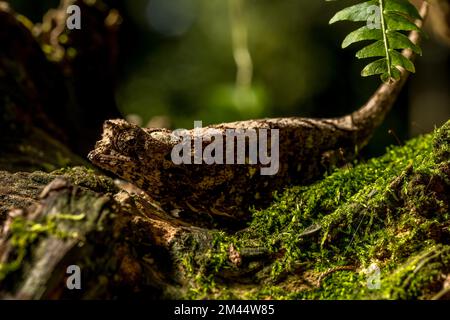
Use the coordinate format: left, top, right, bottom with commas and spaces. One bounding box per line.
8, 0, 450, 157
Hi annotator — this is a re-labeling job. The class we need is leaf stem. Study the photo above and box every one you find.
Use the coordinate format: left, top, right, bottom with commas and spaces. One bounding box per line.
379, 0, 392, 78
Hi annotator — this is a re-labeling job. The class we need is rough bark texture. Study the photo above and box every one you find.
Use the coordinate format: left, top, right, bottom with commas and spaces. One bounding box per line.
0, 1, 449, 300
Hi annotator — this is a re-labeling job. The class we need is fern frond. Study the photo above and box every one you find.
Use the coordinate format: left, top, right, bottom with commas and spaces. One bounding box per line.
329, 0, 423, 82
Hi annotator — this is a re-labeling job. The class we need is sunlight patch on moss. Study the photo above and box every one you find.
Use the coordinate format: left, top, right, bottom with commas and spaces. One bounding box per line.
178, 121, 450, 300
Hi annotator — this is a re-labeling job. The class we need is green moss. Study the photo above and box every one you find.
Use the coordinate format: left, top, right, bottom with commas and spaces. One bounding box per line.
53, 166, 118, 194
434, 121, 450, 164
178, 120, 450, 300
0, 213, 84, 281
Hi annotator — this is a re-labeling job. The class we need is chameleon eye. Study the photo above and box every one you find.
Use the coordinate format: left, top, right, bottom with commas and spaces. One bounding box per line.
114, 130, 141, 156
123, 135, 137, 146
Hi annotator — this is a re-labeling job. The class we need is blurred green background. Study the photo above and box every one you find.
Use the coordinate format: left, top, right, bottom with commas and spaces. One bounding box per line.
8, 0, 450, 157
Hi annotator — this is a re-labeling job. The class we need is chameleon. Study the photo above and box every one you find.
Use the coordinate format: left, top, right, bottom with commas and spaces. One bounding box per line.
88, 5, 427, 227
87, 78, 409, 227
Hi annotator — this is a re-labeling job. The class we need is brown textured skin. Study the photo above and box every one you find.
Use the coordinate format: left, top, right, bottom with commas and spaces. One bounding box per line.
87, 99, 400, 226
88, 4, 428, 226
89, 117, 357, 224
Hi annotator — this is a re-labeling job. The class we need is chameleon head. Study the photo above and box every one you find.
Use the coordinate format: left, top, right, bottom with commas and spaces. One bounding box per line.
88, 119, 178, 189
88, 119, 148, 175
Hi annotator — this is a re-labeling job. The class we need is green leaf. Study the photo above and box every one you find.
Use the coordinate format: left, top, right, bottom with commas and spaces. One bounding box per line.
342, 26, 383, 48
385, 12, 420, 32
390, 49, 415, 72
330, 1, 378, 24
384, 0, 422, 20
329, 0, 424, 82
356, 40, 385, 58
361, 58, 388, 77
387, 30, 422, 55
381, 67, 401, 82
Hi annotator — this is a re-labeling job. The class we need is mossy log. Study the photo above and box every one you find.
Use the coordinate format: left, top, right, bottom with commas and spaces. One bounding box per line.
0, 168, 177, 299
0, 0, 449, 300
1, 122, 449, 300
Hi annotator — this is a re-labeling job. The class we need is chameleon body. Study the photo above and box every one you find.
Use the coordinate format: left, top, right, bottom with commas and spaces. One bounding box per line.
88, 88, 401, 226
88, 6, 426, 226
